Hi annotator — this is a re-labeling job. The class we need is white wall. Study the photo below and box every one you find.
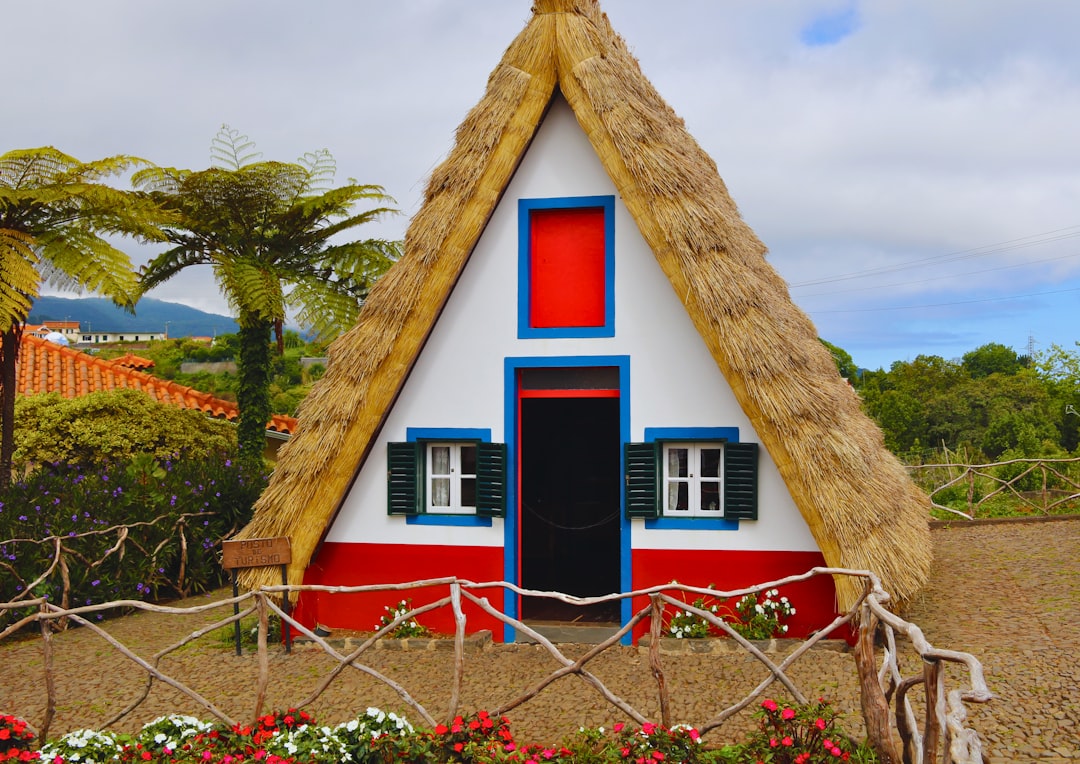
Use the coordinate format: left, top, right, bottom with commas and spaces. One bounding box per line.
326, 96, 818, 554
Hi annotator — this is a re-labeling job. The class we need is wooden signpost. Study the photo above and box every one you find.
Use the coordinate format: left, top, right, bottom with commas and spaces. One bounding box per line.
222, 536, 293, 655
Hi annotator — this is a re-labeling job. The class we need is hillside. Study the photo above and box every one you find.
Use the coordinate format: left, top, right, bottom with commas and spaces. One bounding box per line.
28, 296, 239, 339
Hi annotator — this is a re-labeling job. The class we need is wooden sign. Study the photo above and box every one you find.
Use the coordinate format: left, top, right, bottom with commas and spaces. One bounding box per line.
221, 536, 292, 570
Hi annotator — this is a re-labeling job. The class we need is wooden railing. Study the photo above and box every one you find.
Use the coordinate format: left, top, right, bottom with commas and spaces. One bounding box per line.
3, 570, 990, 764
906, 456, 1080, 519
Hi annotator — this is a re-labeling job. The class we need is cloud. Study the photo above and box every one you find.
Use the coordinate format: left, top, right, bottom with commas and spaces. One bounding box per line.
11, 1, 1080, 370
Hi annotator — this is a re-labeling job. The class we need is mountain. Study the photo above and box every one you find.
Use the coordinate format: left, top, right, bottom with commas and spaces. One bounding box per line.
28, 296, 239, 339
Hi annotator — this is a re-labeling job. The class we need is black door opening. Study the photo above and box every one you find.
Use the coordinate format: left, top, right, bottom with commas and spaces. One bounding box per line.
520, 396, 620, 622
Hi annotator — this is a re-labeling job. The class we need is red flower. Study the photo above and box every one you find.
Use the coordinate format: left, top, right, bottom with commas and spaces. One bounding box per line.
434, 724, 448, 735
781, 708, 796, 720
782, 736, 794, 747
815, 717, 827, 730
453, 743, 464, 752
761, 699, 779, 712
0, 731, 10, 741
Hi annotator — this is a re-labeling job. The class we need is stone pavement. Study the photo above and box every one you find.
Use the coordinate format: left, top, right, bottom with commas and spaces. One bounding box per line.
3, 517, 1078, 762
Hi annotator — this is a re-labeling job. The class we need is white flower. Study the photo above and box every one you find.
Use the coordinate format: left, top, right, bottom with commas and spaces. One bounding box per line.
346, 719, 359, 732
790, 607, 796, 615
754, 604, 765, 614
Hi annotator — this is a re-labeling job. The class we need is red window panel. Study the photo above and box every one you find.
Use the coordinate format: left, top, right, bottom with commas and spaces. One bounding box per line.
529, 206, 606, 328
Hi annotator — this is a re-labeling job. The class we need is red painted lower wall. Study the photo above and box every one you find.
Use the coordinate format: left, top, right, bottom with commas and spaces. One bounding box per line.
291, 543, 847, 643
631, 548, 846, 641
292, 542, 505, 639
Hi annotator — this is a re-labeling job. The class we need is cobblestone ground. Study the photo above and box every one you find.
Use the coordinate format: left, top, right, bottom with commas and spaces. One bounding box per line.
3, 518, 1078, 762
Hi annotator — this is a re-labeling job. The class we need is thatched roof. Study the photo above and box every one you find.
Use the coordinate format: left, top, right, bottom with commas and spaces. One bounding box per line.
237, 0, 932, 610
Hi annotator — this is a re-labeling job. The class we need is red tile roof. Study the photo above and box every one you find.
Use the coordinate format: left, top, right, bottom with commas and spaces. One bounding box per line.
16, 334, 296, 435
112, 353, 156, 370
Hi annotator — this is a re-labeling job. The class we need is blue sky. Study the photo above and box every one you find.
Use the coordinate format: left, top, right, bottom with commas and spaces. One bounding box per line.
9, 1, 1080, 371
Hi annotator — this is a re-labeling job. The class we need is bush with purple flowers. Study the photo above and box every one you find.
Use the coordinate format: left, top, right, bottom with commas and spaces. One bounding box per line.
0, 450, 267, 631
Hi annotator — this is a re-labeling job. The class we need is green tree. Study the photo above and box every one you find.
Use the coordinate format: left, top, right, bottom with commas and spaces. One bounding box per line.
1033, 342, 1080, 452
0, 147, 164, 484
133, 127, 401, 462
961, 342, 1026, 378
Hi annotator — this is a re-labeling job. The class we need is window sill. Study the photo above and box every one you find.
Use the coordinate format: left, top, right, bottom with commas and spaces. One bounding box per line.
644, 517, 739, 531
406, 515, 494, 527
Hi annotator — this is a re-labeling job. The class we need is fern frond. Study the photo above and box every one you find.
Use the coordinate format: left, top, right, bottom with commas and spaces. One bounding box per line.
296, 149, 336, 196
0, 228, 41, 330
211, 125, 261, 170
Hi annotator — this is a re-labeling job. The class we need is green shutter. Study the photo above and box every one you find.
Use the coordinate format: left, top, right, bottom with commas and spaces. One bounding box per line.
387, 441, 421, 515
476, 442, 507, 518
724, 442, 758, 520
625, 442, 660, 518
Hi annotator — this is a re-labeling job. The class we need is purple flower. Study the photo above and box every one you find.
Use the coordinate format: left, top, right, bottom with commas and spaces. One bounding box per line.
18, 515, 27, 521
91, 580, 100, 587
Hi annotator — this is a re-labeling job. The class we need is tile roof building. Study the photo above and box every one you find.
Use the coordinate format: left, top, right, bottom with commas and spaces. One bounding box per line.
15, 334, 296, 438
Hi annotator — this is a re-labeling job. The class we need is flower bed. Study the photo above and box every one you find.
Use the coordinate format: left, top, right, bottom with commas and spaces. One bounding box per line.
4, 701, 878, 764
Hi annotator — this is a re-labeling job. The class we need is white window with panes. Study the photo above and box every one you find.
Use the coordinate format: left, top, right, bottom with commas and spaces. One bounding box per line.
662, 442, 724, 516
426, 443, 477, 514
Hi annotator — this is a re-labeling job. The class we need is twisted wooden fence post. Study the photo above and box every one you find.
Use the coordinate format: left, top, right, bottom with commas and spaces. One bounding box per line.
922, 658, 945, 763
253, 592, 270, 722
854, 606, 900, 763
38, 603, 56, 743
448, 582, 465, 721
648, 594, 670, 728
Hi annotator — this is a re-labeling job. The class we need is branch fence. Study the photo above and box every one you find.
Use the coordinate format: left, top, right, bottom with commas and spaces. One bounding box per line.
2, 570, 990, 764
906, 455, 1080, 519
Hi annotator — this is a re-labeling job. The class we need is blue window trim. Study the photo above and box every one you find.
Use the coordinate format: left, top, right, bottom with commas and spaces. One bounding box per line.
404, 428, 494, 527
517, 195, 616, 339
503, 355, 631, 642
643, 427, 741, 531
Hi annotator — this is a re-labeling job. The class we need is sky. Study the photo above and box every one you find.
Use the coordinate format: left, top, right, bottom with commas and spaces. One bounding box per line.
8, 1, 1080, 371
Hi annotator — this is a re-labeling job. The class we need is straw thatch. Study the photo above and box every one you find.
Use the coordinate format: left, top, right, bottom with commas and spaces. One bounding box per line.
236, 0, 932, 611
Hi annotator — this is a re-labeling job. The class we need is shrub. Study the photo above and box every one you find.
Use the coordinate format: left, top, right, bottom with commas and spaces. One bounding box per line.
13, 390, 236, 470
0, 451, 267, 630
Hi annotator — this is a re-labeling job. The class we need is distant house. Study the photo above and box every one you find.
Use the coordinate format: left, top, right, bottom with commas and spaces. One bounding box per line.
236, 0, 931, 643
16, 334, 295, 458
25, 320, 166, 345
78, 330, 166, 345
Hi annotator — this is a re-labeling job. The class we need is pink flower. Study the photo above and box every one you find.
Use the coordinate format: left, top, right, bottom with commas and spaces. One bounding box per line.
542, 750, 555, 760
769, 738, 780, 748
202, 752, 213, 761
613, 723, 624, 733
688, 729, 701, 742
652, 752, 665, 761
641, 723, 656, 735
831, 746, 843, 756
815, 718, 827, 730
762, 699, 778, 712
782, 737, 794, 747
781, 708, 796, 720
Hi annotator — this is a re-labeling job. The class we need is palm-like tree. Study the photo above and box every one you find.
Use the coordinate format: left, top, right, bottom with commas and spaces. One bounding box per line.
0, 147, 165, 484
133, 127, 400, 463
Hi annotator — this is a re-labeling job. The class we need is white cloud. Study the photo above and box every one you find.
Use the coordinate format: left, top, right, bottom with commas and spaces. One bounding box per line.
10, 0, 1080, 369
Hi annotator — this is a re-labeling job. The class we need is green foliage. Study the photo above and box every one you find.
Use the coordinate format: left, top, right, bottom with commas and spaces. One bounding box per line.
961, 342, 1027, 378
133, 126, 399, 460
860, 345, 1071, 462
0, 451, 267, 628
1, 146, 169, 485
12, 389, 236, 469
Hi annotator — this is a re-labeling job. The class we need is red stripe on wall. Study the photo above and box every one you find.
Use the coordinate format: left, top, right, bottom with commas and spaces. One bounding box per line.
294, 542, 504, 638
631, 548, 846, 641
